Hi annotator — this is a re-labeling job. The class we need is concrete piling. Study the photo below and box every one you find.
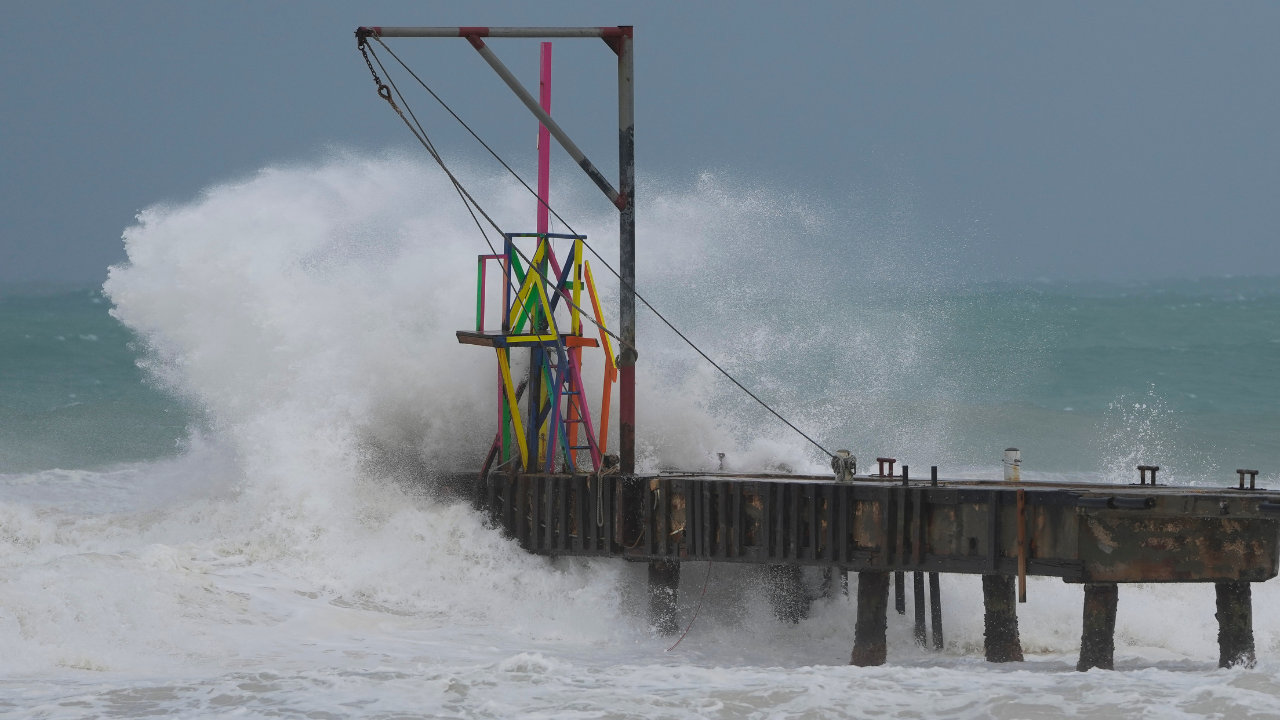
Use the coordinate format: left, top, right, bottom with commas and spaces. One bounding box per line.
913, 571, 927, 647
982, 574, 1024, 662
1215, 581, 1256, 668
895, 571, 906, 615
851, 571, 890, 666
929, 572, 944, 650
1077, 583, 1118, 671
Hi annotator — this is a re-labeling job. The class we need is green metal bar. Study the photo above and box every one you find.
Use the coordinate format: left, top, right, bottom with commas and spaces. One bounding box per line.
508, 254, 541, 334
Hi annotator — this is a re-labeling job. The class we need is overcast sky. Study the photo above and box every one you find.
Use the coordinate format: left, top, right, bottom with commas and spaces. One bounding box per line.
2, 1, 1277, 285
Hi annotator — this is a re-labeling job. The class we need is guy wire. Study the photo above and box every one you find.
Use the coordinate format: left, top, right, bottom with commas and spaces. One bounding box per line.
367, 39, 834, 459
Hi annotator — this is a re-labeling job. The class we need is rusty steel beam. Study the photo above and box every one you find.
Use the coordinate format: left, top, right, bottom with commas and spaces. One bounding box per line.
616, 26, 637, 477
464, 36, 622, 208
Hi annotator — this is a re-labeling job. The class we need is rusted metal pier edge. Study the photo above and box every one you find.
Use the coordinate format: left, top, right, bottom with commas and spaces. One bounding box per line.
475, 469, 1280, 669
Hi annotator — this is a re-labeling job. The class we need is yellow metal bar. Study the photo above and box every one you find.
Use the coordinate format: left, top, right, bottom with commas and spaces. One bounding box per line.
533, 271, 560, 336
584, 260, 616, 374
571, 237, 583, 335
496, 348, 529, 469
511, 241, 549, 332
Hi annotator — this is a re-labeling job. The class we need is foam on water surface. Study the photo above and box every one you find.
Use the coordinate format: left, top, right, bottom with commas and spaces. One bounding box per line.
2, 155, 1280, 716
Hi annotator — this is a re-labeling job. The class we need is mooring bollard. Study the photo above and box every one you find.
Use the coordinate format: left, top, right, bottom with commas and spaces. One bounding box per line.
1077, 583, 1118, 671
1137, 464, 1159, 485
982, 574, 1024, 662
851, 571, 890, 666
767, 564, 810, 623
876, 457, 897, 478
648, 560, 681, 635
1003, 448, 1021, 482
1216, 581, 1256, 668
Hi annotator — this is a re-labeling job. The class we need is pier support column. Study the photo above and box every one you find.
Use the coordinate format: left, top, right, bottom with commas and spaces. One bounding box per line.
1216, 581, 1256, 668
982, 574, 1024, 662
850, 571, 890, 666
913, 571, 927, 647
894, 571, 906, 614
767, 565, 811, 623
1077, 583, 1118, 671
929, 572, 944, 650
648, 560, 680, 635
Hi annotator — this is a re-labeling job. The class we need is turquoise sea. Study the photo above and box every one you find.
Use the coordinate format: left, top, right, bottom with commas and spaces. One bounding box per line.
2, 160, 1278, 717
5, 277, 1278, 481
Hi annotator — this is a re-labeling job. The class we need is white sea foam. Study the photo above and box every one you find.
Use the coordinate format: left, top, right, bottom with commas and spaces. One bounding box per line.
1, 155, 1277, 716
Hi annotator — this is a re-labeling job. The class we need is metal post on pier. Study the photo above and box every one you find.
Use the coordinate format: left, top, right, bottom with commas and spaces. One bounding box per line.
615, 28, 637, 476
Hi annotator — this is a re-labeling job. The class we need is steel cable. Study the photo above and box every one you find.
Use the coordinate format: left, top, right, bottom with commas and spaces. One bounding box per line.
364, 39, 834, 459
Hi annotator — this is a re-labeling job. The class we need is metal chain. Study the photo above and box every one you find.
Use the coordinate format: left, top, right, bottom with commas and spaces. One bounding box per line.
359, 41, 395, 105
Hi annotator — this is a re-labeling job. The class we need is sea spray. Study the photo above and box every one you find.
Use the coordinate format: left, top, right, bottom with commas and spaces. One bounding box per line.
1, 155, 1279, 714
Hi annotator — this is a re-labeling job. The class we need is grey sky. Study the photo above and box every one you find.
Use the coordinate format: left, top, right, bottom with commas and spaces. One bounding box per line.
2, 1, 1277, 285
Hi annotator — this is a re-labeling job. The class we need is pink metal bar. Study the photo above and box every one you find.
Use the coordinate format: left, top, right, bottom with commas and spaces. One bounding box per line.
537, 43, 552, 236
477, 254, 503, 332
567, 350, 602, 471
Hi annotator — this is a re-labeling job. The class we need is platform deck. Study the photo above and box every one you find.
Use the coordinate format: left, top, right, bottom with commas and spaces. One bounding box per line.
477, 471, 1280, 584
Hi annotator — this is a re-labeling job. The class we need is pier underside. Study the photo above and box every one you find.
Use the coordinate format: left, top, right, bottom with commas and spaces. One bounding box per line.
470, 470, 1279, 669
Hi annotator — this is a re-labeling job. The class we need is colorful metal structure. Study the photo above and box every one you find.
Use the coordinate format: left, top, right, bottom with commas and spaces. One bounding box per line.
458, 232, 617, 474
452, 42, 619, 476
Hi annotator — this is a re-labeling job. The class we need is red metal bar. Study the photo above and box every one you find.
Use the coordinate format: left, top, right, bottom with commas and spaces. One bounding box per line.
358, 27, 627, 39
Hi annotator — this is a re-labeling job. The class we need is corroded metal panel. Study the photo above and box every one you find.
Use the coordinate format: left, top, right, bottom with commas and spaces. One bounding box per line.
1079, 514, 1280, 583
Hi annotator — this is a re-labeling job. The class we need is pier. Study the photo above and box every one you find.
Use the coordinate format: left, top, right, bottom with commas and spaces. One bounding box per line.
474, 467, 1278, 669
354, 24, 1280, 671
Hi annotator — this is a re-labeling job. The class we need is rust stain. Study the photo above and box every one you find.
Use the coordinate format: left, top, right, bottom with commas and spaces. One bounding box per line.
1087, 517, 1118, 554
670, 492, 686, 535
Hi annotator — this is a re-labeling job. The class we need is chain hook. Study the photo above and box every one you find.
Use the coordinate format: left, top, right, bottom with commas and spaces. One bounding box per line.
358, 41, 397, 109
